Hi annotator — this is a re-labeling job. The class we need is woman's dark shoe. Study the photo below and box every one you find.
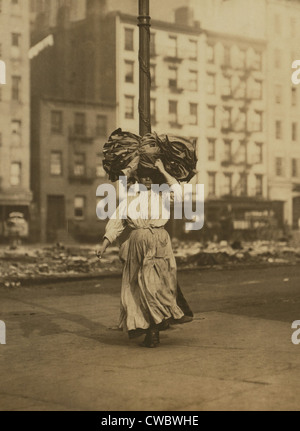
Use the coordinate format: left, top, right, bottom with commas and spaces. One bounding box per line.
141, 329, 160, 348
152, 330, 160, 345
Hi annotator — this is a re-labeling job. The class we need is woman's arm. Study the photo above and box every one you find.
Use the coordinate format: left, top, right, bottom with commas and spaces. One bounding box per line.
155, 159, 178, 186
95, 198, 127, 259
95, 238, 110, 260
155, 159, 182, 203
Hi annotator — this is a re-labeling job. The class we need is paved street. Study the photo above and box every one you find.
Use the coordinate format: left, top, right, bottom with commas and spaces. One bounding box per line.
0, 265, 300, 411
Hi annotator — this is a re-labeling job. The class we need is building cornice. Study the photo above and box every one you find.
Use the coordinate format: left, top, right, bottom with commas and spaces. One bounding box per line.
40, 96, 116, 109
117, 12, 203, 36
206, 30, 266, 47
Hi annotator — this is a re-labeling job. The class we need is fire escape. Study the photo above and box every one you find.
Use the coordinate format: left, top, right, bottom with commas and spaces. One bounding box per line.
220, 48, 263, 199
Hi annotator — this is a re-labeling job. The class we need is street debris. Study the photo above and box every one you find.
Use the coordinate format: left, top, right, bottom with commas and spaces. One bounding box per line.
0, 239, 299, 286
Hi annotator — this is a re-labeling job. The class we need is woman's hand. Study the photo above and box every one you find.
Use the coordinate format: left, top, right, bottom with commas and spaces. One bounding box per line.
95, 238, 110, 260
95, 245, 105, 260
155, 159, 166, 174
155, 159, 178, 186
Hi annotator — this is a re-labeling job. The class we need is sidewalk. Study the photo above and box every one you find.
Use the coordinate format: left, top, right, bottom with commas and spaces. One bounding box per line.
1, 268, 300, 411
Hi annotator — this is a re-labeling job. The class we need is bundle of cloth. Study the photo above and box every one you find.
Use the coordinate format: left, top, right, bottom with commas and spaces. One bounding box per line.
103, 128, 197, 183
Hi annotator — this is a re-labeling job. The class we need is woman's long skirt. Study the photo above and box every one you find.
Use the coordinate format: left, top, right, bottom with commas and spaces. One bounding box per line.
119, 227, 185, 333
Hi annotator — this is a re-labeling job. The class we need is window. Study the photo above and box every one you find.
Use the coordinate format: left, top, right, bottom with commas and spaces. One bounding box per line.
255, 175, 263, 197
222, 107, 232, 129
189, 70, 198, 91
150, 98, 156, 124
74, 113, 86, 135
11, 119, 21, 135
207, 44, 214, 63
236, 79, 246, 98
168, 66, 177, 89
207, 106, 216, 128
125, 95, 134, 119
96, 154, 106, 178
124, 28, 134, 51
292, 122, 297, 141
253, 51, 262, 71
239, 141, 247, 163
222, 76, 231, 96
96, 115, 107, 136
125, 60, 134, 83
292, 87, 297, 106
169, 100, 178, 124
239, 173, 248, 196
189, 103, 198, 125
254, 142, 263, 164
74, 196, 85, 220
275, 157, 284, 177
10, 162, 21, 186
207, 73, 215, 94
275, 120, 282, 139
12, 76, 21, 101
12, 33, 21, 47
292, 159, 298, 178
223, 173, 232, 196
189, 39, 197, 60
238, 49, 246, 69
51, 110, 63, 134
168, 36, 177, 57
208, 172, 216, 196
252, 111, 263, 132
150, 32, 156, 57
224, 140, 232, 162
208, 139, 216, 161
274, 49, 281, 68
275, 85, 282, 104
50, 151, 62, 176
150, 63, 156, 88
74, 153, 85, 176
239, 109, 246, 131
11, 119, 21, 146
223, 46, 231, 66
253, 80, 262, 99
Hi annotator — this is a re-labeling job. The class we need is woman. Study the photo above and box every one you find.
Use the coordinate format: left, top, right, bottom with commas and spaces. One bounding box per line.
96, 160, 190, 348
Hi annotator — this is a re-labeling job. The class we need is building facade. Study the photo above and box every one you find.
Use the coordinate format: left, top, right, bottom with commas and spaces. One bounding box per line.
0, 0, 32, 238
114, 11, 283, 239
30, 0, 300, 242
31, 97, 115, 242
266, 0, 300, 229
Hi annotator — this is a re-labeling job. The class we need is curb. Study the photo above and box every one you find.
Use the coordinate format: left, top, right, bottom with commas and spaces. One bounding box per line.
0, 261, 297, 287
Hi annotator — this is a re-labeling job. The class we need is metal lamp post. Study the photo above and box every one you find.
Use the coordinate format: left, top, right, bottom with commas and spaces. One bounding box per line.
138, 0, 151, 136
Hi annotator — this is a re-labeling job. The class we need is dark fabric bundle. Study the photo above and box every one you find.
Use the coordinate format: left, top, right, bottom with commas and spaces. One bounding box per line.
157, 135, 197, 182
102, 129, 141, 182
139, 132, 162, 169
102, 128, 197, 182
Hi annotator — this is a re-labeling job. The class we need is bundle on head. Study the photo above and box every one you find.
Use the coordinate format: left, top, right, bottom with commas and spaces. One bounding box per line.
102, 129, 197, 183
102, 129, 141, 182
157, 135, 197, 182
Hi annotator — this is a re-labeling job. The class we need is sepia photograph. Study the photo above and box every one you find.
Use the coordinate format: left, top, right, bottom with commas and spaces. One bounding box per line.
0, 0, 300, 414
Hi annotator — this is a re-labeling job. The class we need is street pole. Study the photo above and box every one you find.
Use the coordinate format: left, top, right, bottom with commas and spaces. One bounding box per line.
138, 0, 151, 136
